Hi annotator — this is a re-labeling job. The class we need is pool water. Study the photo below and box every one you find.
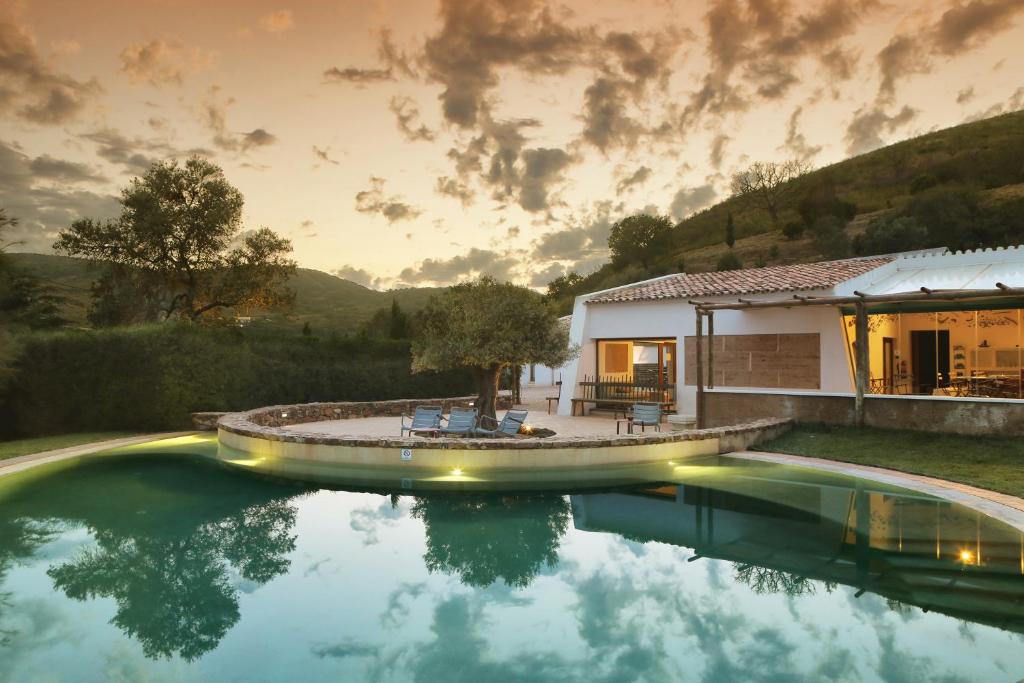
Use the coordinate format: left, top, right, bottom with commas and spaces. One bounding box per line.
1, 444, 1023, 682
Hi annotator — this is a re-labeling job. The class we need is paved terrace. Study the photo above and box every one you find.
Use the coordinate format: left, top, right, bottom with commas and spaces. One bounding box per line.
282, 386, 626, 438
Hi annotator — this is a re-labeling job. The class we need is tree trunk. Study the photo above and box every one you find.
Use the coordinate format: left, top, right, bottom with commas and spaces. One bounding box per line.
476, 363, 503, 423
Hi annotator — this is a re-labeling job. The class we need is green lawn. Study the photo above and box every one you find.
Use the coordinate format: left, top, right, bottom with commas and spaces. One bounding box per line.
757, 424, 1024, 499
0, 432, 138, 461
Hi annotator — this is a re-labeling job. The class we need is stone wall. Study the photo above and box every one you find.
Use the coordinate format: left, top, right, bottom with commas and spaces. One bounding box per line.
217, 398, 791, 452
706, 390, 1024, 437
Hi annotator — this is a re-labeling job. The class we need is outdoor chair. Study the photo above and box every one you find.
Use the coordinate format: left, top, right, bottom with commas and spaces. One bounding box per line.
474, 409, 528, 437
439, 408, 478, 436
400, 405, 443, 437
621, 402, 661, 434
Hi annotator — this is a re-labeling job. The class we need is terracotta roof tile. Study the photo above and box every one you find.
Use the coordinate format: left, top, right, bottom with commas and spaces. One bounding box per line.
586, 257, 893, 304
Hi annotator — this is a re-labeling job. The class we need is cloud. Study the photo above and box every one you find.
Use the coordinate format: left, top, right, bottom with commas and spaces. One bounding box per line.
312, 145, 340, 166
932, 0, 1024, 55
445, 113, 575, 212
202, 86, 278, 153
580, 77, 644, 153
709, 134, 730, 170
296, 219, 316, 238
421, 0, 590, 128
680, 0, 880, 130
956, 86, 976, 104
322, 66, 394, 85
964, 86, 1024, 122
333, 265, 382, 289
355, 176, 423, 223
118, 39, 214, 86
780, 106, 821, 161
79, 128, 188, 174
259, 10, 295, 34
529, 200, 616, 272
616, 166, 652, 195
435, 176, 475, 206
518, 147, 573, 211
670, 184, 717, 220
397, 247, 519, 285
0, 10, 101, 125
389, 96, 434, 142
876, 34, 930, 102
0, 140, 120, 251
844, 104, 917, 155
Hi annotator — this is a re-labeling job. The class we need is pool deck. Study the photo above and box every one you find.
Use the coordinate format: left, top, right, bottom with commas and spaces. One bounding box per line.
0, 432, 195, 478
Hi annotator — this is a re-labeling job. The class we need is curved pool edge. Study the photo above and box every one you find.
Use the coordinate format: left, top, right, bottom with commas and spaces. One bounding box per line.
731, 450, 1024, 533
0, 431, 198, 479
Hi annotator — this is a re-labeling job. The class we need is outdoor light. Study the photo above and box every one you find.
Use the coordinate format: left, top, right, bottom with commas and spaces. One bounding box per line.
959, 549, 975, 564
521, 424, 534, 434
281, 411, 289, 418
452, 467, 463, 476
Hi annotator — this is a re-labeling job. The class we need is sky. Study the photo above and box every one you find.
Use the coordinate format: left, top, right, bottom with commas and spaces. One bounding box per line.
2, 0, 1024, 290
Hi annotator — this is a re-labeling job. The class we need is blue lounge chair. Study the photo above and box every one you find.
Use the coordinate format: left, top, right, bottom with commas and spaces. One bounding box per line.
400, 405, 442, 436
474, 409, 528, 437
629, 402, 662, 433
439, 408, 477, 436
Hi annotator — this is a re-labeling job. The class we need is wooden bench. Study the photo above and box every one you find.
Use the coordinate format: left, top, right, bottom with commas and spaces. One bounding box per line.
571, 398, 674, 418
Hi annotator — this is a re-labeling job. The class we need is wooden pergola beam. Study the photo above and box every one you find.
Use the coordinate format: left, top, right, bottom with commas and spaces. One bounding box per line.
692, 286, 1024, 312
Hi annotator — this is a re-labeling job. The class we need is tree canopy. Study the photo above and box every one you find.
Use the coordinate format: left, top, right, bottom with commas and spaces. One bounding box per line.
608, 213, 674, 269
730, 159, 810, 225
412, 277, 576, 420
54, 157, 296, 323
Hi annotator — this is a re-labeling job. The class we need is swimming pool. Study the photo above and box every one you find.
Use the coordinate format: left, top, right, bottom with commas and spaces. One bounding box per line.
1, 439, 1021, 681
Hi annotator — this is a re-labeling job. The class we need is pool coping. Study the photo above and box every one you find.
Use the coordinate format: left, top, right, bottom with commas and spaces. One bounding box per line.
731, 450, 1024, 533
0, 432, 196, 478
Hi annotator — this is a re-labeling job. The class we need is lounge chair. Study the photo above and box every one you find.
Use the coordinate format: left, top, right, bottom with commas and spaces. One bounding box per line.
439, 408, 478, 436
400, 405, 442, 437
624, 402, 662, 434
474, 409, 528, 437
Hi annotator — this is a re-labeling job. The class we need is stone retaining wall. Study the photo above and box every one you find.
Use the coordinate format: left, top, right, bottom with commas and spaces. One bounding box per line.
217, 399, 790, 452
705, 390, 1024, 437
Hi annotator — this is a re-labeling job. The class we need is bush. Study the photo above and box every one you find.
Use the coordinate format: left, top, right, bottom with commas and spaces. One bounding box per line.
811, 216, 851, 259
716, 251, 743, 271
0, 325, 475, 437
853, 215, 932, 256
904, 186, 981, 251
782, 221, 804, 240
909, 173, 939, 194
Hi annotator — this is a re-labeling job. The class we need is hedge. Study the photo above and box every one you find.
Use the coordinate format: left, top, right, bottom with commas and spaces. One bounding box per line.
0, 324, 474, 437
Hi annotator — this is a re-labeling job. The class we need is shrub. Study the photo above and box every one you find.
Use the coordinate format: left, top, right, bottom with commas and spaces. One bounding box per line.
0, 325, 474, 437
768, 245, 780, 260
853, 215, 931, 256
716, 251, 743, 271
909, 173, 939, 194
782, 221, 804, 240
811, 216, 851, 259
904, 186, 981, 251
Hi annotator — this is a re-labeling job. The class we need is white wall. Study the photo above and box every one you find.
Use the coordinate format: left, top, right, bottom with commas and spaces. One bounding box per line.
559, 288, 855, 416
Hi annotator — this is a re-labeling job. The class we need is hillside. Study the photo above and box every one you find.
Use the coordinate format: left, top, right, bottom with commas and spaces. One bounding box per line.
550, 110, 1024, 312
6, 253, 444, 332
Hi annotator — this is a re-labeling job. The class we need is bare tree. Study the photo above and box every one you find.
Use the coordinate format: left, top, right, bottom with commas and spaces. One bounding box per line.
729, 160, 810, 226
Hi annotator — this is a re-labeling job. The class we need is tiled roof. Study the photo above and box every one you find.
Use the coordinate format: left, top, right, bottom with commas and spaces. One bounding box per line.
586, 257, 893, 304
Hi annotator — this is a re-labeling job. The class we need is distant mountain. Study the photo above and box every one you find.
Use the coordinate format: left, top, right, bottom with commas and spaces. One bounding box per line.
548, 110, 1024, 312
5, 252, 443, 332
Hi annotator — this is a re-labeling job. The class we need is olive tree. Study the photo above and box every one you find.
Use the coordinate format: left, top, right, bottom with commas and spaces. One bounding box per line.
412, 277, 577, 421
608, 213, 674, 269
54, 157, 296, 322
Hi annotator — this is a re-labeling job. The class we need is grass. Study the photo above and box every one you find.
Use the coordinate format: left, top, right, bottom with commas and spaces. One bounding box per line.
0, 432, 138, 461
756, 423, 1024, 499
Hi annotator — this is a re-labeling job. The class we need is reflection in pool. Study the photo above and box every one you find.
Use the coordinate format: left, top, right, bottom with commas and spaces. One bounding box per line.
0, 450, 1022, 681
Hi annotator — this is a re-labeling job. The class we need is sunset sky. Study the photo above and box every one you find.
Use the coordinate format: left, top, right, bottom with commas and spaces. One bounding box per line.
3, 0, 1024, 289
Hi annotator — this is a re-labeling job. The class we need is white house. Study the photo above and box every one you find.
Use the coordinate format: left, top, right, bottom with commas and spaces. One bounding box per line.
556, 246, 1024, 432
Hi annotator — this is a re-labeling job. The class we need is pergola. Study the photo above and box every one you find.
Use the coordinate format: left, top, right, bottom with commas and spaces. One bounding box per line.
690, 284, 1024, 428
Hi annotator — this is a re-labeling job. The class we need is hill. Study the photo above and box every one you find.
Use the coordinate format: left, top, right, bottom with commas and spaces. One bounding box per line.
5, 252, 444, 332
548, 110, 1024, 312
